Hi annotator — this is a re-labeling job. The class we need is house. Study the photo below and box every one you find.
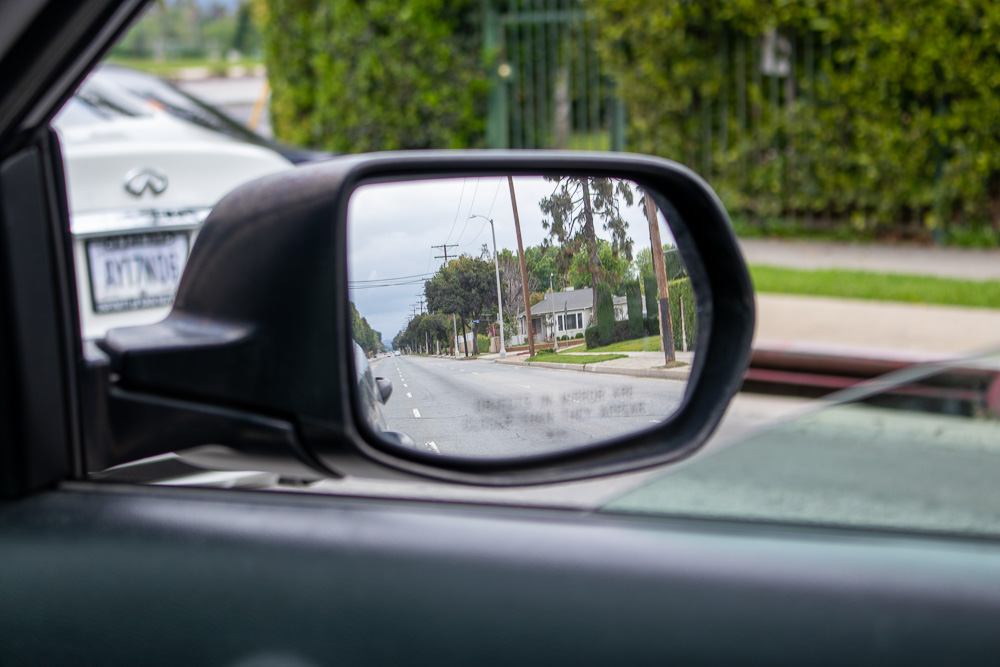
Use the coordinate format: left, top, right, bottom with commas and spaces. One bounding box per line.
515, 286, 629, 343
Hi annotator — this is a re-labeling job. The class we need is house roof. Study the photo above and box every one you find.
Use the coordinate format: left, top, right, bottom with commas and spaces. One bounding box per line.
518, 287, 627, 319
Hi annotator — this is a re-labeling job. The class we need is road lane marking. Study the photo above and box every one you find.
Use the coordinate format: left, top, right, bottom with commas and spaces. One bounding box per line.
406, 392, 412, 398
403, 384, 408, 388
649, 419, 659, 424
412, 409, 421, 418
425, 441, 441, 454
519, 384, 531, 389
472, 372, 479, 375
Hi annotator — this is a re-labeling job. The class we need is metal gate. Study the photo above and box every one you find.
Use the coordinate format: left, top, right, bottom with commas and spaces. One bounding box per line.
483, 0, 624, 151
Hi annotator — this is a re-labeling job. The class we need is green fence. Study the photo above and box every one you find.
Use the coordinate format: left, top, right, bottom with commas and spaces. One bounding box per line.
483, 0, 623, 151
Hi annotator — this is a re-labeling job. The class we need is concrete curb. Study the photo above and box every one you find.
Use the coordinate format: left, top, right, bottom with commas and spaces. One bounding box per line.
495, 358, 690, 381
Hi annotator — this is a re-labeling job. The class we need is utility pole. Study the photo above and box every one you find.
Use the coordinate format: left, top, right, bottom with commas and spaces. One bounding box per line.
550, 273, 558, 352
432, 243, 459, 264
469, 214, 506, 358
509, 176, 534, 357
416, 297, 425, 315
645, 191, 675, 363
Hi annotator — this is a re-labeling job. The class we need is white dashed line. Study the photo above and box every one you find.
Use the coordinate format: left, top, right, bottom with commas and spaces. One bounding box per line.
425, 441, 441, 454
519, 384, 531, 389
403, 384, 408, 388
412, 409, 421, 418
472, 372, 479, 375
406, 392, 412, 398
649, 419, 659, 424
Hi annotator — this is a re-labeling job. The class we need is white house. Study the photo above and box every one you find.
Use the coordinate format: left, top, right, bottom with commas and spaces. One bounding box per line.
514, 286, 628, 343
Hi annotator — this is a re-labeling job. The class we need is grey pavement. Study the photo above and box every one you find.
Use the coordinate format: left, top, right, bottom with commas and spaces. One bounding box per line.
741, 237, 1000, 281
296, 382, 811, 509
371, 353, 688, 459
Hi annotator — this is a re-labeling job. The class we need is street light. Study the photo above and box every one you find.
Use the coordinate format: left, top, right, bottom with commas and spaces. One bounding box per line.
469, 214, 506, 358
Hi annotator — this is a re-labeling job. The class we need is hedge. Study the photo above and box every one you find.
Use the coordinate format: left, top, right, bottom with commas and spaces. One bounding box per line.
595, 1, 1000, 241
624, 279, 643, 338
595, 283, 615, 346
254, 0, 485, 153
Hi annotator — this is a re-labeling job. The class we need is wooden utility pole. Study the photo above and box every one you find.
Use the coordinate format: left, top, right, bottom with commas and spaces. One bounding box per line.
509, 176, 534, 357
645, 192, 675, 363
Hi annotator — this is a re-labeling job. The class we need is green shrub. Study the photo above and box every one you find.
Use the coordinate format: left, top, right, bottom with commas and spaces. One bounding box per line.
624, 279, 643, 338
477, 333, 490, 354
644, 316, 659, 336
613, 320, 631, 343
575, 332, 584, 339
643, 274, 658, 317
595, 283, 615, 346
585, 325, 600, 349
256, 0, 485, 153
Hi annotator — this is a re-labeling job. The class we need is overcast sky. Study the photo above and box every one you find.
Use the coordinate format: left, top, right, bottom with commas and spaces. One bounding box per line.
347, 176, 675, 344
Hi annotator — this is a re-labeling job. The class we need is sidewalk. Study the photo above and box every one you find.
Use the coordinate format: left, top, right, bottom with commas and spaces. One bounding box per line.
756, 293, 1000, 359
493, 348, 694, 381
740, 238, 1000, 281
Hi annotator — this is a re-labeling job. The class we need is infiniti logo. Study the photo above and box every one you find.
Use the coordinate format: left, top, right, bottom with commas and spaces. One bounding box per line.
123, 167, 168, 197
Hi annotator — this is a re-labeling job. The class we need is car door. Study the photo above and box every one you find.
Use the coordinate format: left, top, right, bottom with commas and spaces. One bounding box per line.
4, 2, 1000, 665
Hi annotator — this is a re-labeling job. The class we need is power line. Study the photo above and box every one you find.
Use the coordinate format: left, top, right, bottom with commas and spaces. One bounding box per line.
443, 178, 468, 244
453, 178, 480, 244
350, 271, 436, 284
485, 177, 503, 219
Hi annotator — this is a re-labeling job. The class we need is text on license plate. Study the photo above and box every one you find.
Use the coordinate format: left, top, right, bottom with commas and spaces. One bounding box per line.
87, 232, 190, 313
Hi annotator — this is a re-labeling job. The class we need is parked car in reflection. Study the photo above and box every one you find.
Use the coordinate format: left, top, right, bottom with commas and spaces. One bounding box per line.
54, 70, 294, 339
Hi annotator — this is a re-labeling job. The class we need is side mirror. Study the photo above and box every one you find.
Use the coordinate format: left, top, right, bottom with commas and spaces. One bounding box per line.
92, 151, 754, 485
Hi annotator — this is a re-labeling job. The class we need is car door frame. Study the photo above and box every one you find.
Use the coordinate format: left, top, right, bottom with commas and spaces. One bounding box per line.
4, 2, 1000, 665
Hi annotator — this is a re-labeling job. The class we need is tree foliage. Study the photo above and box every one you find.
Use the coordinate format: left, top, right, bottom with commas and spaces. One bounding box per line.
350, 301, 382, 355
393, 312, 451, 353
424, 255, 497, 355
539, 177, 634, 308
254, 0, 486, 152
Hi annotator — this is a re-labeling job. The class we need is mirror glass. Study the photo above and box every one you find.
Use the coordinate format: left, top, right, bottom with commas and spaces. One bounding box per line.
348, 175, 698, 459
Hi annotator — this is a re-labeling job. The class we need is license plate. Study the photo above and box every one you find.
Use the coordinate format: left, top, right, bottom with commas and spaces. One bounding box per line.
86, 232, 190, 313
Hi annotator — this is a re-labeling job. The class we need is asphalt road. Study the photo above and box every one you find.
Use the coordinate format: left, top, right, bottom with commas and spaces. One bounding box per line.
371, 354, 688, 459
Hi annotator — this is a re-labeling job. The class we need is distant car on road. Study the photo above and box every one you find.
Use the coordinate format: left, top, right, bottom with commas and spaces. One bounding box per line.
54, 69, 294, 339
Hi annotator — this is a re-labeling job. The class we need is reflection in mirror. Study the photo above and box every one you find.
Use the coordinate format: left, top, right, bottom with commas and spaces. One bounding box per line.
348, 176, 697, 460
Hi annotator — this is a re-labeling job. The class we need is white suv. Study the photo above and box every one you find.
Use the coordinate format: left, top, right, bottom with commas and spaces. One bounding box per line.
54, 71, 293, 339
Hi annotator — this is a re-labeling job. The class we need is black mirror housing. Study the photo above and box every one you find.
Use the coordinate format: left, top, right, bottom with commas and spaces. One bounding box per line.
94, 151, 754, 485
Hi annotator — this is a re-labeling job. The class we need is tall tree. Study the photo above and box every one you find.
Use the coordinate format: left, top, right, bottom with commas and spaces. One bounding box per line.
424, 255, 496, 356
538, 177, 635, 311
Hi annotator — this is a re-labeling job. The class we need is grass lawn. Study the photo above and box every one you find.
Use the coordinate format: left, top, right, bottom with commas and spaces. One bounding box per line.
750, 265, 1000, 309
586, 336, 662, 353
527, 350, 627, 364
